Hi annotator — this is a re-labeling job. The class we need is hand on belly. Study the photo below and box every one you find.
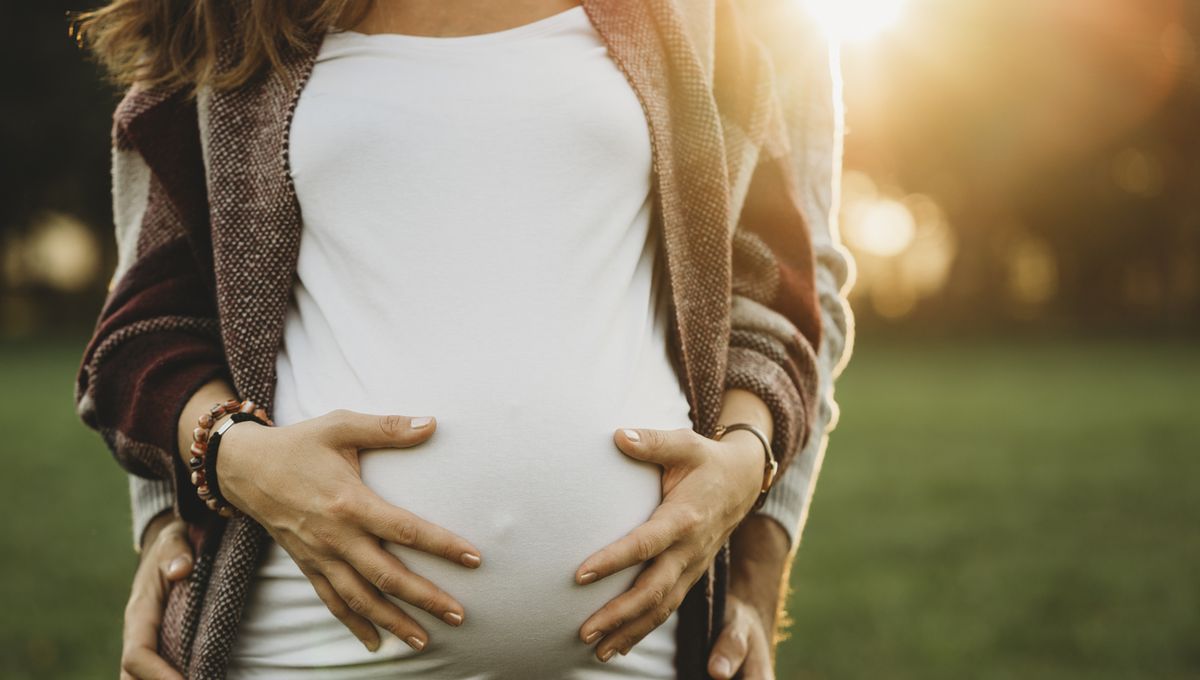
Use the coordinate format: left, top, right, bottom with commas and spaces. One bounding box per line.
217, 408, 486, 654
358, 410, 671, 669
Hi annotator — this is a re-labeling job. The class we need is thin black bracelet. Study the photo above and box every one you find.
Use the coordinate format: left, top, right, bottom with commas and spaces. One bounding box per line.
204, 411, 268, 516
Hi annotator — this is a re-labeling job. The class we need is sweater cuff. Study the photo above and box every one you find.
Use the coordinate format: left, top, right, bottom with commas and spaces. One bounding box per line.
129, 475, 175, 552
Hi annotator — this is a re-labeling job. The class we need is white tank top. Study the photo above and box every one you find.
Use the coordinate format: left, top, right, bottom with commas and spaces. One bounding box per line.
227, 6, 695, 679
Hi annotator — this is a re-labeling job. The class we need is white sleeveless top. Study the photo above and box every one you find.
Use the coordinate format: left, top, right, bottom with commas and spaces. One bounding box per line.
227, 6, 695, 679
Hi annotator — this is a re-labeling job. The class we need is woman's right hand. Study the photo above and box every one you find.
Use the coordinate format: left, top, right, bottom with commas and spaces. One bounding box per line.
214, 408, 482, 652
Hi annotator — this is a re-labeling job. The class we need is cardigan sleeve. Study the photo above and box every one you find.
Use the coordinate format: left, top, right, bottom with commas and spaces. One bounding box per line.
725, 0, 856, 549
73, 97, 232, 540
752, 19, 855, 551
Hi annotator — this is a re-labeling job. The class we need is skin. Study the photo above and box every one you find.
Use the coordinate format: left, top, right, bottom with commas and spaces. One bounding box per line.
120, 2, 799, 676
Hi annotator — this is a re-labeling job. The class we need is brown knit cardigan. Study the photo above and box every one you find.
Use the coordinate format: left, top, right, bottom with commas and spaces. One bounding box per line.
74, 0, 823, 677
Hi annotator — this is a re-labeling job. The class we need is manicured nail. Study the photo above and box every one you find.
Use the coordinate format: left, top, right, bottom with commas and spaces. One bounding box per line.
461, 552, 481, 567
443, 611, 463, 626
578, 571, 598, 585
411, 416, 433, 428
584, 630, 602, 644
712, 656, 732, 677
406, 635, 425, 651
600, 647, 615, 662
622, 428, 640, 442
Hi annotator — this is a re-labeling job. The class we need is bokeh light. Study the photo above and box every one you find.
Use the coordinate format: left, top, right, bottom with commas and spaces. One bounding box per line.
803, 0, 907, 43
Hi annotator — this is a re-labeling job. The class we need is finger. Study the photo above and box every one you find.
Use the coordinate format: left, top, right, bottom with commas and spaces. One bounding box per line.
348, 537, 466, 627
579, 548, 689, 643
122, 646, 184, 680
357, 491, 483, 568
707, 605, 752, 680
157, 530, 194, 582
576, 504, 696, 584
122, 574, 181, 680
300, 565, 381, 652
320, 409, 436, 450
323, 560, 430, 652
740, 628, 776, 680
614, 426, 704, 466
593, 561, 701, 663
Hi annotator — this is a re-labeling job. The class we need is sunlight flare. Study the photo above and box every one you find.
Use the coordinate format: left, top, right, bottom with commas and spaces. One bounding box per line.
803, 0, 908, 43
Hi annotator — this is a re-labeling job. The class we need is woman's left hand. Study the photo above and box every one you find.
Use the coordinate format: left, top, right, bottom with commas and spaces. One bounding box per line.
575, 425, 766, 661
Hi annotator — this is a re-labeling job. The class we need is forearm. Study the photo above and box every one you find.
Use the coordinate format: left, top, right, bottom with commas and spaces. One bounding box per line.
729, 513, 793, 663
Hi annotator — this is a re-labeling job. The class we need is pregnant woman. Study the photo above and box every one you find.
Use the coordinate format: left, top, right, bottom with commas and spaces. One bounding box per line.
73, 0, 848, 678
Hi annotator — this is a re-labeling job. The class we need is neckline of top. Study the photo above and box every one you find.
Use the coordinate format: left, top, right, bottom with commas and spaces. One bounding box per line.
325, 4, 587, 47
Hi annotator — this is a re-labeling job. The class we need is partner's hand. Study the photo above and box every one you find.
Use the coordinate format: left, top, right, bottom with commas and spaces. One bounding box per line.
120, 512, 192, 680
216, 409, 483, 652
574, 426, 766, 661
707, 593, 775, 680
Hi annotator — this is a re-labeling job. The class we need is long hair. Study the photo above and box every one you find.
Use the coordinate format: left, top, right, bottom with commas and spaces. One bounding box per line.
68, 0, 374, 97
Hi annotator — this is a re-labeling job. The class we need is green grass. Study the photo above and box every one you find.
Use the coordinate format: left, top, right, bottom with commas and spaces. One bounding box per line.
779, 338, 1200, 680
1, 336, 1197, 679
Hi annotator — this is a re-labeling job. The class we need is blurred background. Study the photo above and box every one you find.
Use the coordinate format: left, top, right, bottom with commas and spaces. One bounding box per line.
2, 0, 1197, 678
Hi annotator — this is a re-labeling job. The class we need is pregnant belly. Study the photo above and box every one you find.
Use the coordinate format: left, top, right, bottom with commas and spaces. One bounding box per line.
231, 392, 694, 679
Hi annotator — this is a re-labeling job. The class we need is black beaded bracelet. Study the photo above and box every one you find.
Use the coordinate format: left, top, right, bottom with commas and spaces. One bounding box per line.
202, 411, 268, 517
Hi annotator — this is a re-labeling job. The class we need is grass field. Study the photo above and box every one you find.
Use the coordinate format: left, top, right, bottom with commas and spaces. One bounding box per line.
2, 336, 1197, 679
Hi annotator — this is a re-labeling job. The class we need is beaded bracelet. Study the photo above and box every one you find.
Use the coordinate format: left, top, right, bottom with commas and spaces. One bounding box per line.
189, 398, 274, 518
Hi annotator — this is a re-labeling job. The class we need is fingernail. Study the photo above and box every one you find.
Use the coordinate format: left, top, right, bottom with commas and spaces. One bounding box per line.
600, 647, 615, 662
443, 611, 463, 626
406, 635, 425, 651
620, 645, 631, 656
411, 416, 433, 428
578, 571, 598, 585
167, 555, 191, 574
461, 552, 481, 567
364, 637, 380, 653
713, 656, 732, 677
622, 428, 640, 442
584, 630, 601, 644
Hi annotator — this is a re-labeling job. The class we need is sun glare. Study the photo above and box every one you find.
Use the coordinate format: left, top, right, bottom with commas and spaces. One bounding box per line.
804, 0, 908, 43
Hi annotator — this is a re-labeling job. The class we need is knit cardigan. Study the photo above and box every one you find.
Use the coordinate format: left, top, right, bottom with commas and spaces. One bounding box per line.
74, 1, 849, 677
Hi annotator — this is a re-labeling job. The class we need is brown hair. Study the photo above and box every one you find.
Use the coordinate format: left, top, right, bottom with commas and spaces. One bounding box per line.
68, 0, 374, 98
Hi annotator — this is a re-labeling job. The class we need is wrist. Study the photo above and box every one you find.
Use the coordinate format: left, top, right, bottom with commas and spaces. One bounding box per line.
187, 399, 274, 518
714, 426, 772, 514
177, 377, 237, 467
211, 415, 268, 512
716, 388, 777, 512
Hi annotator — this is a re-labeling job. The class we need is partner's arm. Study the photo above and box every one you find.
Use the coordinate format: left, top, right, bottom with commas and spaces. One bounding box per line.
74, 86, 235, 531
737, 0, 853, 553
713, 4, 853, 677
